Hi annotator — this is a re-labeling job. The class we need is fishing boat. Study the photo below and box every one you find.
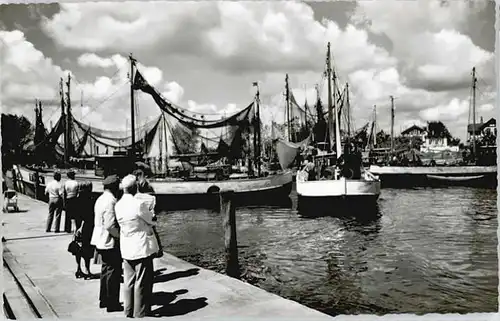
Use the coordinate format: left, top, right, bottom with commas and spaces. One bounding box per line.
369, 164, 496, 188
13, 55, 293, 209
292, 43, 380, 211
368, 68, 497, 189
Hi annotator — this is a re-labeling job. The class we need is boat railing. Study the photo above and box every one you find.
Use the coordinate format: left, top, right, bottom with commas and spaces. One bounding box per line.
363, 169, 379, 181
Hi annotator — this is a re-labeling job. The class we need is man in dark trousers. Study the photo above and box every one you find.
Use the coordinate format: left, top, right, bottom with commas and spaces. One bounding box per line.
90, 175, 123, 313
63, 170, 79, 233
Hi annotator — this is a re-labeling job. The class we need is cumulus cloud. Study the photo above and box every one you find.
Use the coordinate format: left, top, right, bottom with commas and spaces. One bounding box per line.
0, 30, 70, 127
2, 0, 496, 145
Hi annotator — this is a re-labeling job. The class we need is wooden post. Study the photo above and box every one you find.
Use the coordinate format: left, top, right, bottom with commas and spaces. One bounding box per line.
11, 168, 18, 192
220, 190, 239, 279
33, 169, 40, 200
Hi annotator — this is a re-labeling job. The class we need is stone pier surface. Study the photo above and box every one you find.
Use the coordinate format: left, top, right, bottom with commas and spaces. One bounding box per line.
2, 194, 333, 319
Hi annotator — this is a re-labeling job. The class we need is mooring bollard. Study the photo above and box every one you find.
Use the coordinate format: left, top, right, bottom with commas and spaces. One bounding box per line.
220, 190, 239, 279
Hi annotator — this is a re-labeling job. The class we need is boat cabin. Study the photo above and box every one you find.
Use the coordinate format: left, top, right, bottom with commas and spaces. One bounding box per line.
94, 153, 135, 178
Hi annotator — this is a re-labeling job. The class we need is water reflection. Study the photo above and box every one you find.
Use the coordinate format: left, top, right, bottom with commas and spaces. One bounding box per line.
156, 186, 497, 315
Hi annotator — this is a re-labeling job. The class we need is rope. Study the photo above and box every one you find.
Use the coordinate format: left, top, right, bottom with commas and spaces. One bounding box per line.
79, 81, 129, 123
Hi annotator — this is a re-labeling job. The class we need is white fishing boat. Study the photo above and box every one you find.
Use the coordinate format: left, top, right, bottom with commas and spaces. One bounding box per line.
293, 43, 381, 210
296, 169, 380, 201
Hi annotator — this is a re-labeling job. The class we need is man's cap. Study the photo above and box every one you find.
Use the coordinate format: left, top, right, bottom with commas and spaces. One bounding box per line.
103, 174, 119, 187
120, 174, 137, 190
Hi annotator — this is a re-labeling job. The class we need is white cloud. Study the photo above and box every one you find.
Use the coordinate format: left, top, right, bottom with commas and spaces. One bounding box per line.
77, 53, 115, 68
2, 1, 495, 147
479, 103, 494, 113
42, 2, 395, 75
352, 1, 493, 90
419, 98, 470, 122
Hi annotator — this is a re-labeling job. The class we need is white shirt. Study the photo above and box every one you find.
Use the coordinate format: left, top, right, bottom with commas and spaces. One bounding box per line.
64, 179, 79, 199
135, 192, 156, 215
45, 180, 63, 200
91, 191, 119, 250
115, 193, 158, 260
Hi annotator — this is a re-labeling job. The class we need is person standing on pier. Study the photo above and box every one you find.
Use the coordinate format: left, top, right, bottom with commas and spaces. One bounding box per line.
133, 169, 154, 194
45, 172, 63, 233
90, 175, 123, 313
116, 174, 159, 318
73, 181, 96, 279
133, 169, 163, 258
64, 170, 79, 233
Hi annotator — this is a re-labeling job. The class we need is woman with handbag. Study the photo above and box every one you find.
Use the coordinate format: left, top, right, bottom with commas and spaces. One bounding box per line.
68, 181, 96, 279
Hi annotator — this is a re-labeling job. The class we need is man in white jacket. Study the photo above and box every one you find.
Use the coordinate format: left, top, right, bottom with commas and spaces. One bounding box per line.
90, 175, 123, 312
115, 175, 159, 318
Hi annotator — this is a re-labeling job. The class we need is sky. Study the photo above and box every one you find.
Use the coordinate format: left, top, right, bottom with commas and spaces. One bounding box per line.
0, 0, 496, 143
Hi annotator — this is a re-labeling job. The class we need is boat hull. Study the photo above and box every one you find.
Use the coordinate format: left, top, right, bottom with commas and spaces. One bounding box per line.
368, 165, 497, 188
14, 166, 293, 210
297, 193, 380, 217
295, 171, 381, 217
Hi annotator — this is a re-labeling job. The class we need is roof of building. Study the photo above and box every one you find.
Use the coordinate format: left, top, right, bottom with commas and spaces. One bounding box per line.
467, 118, 496, 133
401, 125, 426, 135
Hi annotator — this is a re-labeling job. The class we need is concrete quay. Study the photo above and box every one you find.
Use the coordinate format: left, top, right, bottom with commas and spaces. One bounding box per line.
2, 194, 498, 321
2, 193, 334, 319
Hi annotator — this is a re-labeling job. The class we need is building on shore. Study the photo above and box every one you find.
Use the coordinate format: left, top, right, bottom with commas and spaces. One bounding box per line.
467, 117, 496, 145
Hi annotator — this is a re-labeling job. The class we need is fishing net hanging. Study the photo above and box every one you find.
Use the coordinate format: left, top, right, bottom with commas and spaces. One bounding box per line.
132, 68, 258, 160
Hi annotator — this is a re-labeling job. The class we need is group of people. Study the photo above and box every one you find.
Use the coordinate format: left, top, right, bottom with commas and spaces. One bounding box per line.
45, 169, 163, 318
300, 143, 363, 181
44, 170, 79, 234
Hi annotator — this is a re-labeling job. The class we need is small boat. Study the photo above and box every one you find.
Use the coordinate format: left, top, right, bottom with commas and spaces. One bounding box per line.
425, 174, 488, 187
369, 165, 497, 188
426, 174, 485, 182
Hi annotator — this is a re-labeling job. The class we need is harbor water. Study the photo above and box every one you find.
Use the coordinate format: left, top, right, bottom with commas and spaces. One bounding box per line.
155, 185, 498, 315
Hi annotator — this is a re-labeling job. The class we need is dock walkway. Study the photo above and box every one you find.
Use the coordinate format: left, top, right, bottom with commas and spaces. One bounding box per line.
2, 194, 333, 319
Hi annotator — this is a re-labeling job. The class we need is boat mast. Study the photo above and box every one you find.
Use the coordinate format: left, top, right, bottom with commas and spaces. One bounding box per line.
129, 54, 137, 161
34, 99, 40, 162
373, 105, 377, 147
256, 83, 262, 177
285, 74, 291, 141
329, 45, 342, 157
163, 114, 169, 175
66, 73, 72, 166
159, 114, 163, 174
472, 67, 477, 161
59, 78, 66, 167
326, 42, 334, 152
304, 84, 309, 133
390, 95, 395, 154
346, 82, 351, 138
314, 84, 320, 143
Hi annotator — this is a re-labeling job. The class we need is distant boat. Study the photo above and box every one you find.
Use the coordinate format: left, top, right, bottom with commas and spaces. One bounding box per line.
367, 67, 497, 189
368, 165, 496, 188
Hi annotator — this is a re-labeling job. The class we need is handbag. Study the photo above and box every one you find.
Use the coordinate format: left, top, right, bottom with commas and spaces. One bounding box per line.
67, 232, 82, 256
